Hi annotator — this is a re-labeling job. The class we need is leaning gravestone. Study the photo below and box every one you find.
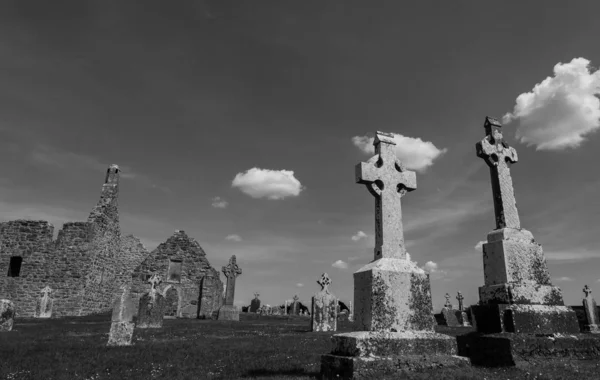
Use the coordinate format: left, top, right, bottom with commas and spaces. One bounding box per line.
468, 117, 593, 366
321, 131, 466, 378
0, 299, 15, 332
311, 273, 337, 332
217, 255, 242, 321
107, 284, 135, 346
137, 274, 166, 329
441, 293, 460, 327
582, 285, 600, 333
35, 286, 54, 319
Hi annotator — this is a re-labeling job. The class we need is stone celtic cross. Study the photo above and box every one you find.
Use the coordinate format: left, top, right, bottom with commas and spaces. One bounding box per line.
222, 255, 242, 306
317, 273, 332, 292
293, 294, 299, 303
444, 293, 452, 308
584, 285, 593, 298
356, 131, 417, 260
476, 117, 520, 230
254, 292, 260, 299
456, 291, 464, 311
148, 274, 162, 291
41, 286, 52, 297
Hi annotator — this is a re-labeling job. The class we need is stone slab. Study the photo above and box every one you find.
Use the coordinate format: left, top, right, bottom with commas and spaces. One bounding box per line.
479, 283, 564, 305
472, 304, 579, 334
217, 304, 239, 321
353, 258, 436, 332
0, 299, 15, 332
468, 333, 600, 367
107, 321, 134, 346
137, 292, 166, 329
441, 307, 460, 327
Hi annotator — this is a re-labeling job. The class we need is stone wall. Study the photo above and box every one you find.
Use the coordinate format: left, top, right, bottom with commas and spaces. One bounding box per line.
131, 230, 223, 318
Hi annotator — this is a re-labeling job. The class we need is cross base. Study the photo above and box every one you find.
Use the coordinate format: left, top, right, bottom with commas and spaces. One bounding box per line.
217, 304, 240, 321
471, 304, 580, 334
320, 331, 469, 379
479, 283, 565, 305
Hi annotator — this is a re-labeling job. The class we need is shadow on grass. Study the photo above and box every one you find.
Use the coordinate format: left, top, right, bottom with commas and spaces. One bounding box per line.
243, 367, 320, 378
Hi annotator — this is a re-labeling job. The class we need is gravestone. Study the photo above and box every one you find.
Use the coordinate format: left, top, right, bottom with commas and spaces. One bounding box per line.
0, 299, 15, 332
107, 284, 135, 346
441, 293, 460, 327
217, 255, 242, 321
468, 117, 593, 366
311, 273, 338, 332
321, 131, 466, 378
456, 291, 471, 327
35, 286, 54, 319
582, 285, 600, 333
137, 274, 166, 329
290, 294, 300, 315
250, 292, 261, 313
284, 300, 288, 315
348, 300, 354, 322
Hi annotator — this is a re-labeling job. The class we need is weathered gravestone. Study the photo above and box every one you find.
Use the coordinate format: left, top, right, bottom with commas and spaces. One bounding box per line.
456, 291, 471, 327
217, 255, 242, 321
441, 293, 460, 327
0, 299, 15, 332
137, 274, 166, 329
35, 286, 54, 319
107, 284, 135, 346
311, 273, 338, 332
582, 285, 600, 333
321, 131, 466, 379
250, 292, 261, 313
468, 117, 596, 366
290, 294, 300, 315
347, 300, 354, 322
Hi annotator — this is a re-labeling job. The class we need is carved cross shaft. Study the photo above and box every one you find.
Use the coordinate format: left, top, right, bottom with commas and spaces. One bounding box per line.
456, 291, 464, 311
355, 131, 417, 260
444, 293, 452, 308
476, 117, 520, 230
222, 255, 242, 306
317, 273, 331, 292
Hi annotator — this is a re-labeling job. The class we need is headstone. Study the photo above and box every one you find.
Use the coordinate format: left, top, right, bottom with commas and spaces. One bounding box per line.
440, 294, 459, 326
107, 284, 135, 346
250, 292, 261, 313
284, 300, 288, 315
137, 274, 166, 329
35, 286, 54, 319
291, 294, 300, 315
0, 299, 15, 332
455, 291, 471, 327
311, 273, 338, 332
217, 255, 242, 321
582, 285, 600, 333
321, 131, 465, 378
471, 117, 579, 334
444, 293, 452, 308
348, 300, 354, 322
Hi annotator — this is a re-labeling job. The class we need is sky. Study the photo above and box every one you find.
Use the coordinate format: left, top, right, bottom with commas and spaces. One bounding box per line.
0, 0, 599, 310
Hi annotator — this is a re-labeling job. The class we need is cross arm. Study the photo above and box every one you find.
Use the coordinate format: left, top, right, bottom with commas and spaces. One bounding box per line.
355, 155, 380, 184
476, 137, 518, 167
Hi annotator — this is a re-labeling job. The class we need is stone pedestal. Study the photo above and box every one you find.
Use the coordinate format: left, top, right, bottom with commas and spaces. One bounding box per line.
321, 331, 469, 379
217, 304, 239, 321
0, 299, 15, 332
107, 321, 135, 346
472, 304, 580, 334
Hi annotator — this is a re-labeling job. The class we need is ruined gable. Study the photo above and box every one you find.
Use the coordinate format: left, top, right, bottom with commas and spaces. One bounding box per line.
131, 230, 223, 319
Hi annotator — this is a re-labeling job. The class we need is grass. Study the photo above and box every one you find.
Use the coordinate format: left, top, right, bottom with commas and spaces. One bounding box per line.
1, 314, 599, 379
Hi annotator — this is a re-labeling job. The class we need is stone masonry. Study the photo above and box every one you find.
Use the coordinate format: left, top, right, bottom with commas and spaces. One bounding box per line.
0, 165, 150, 318
321, 131, 467, 379
131, 230, 223, 319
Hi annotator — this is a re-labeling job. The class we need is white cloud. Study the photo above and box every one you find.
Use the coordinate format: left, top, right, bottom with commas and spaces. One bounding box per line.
225, 234, 242, 242
554, 276, 574, 282
474, 241, 486, 253
503, 57, 600, 150
296, 283, 304, 288
423, 261, 440, 273
352, 133, 447, 172
351, 230, 367, 241
332, 260, 349, 269
231, 168, 304, 200
211, 196, 228, 208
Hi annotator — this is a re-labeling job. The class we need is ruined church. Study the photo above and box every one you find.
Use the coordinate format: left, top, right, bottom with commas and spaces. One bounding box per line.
0, 164, 224, 319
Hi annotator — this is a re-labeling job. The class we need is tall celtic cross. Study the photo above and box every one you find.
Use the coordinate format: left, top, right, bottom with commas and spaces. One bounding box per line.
317, 273, 332, 293
584, 285, 592, 298
456, 291, 464, 311
41, 286, 52, 297
222, 255, 242, 306
355, 131, 417, 260
254, 292, 260, 299
444, 293, 452, 308
476, 117, 520, 230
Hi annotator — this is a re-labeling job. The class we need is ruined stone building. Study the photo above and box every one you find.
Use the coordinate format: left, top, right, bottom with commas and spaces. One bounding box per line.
0, 165, 149, 317
130, 230, 224, 319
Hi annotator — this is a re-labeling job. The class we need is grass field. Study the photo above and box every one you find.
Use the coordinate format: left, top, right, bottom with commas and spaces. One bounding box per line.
1, 313, 599, 380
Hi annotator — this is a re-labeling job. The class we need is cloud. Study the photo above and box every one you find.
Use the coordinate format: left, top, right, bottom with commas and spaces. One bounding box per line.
554, 276, 574, 282
296, 283, 304, 288
211, 196, 228, 208
332, 260, 349, 269
352, 133, 447, 172
503, 57, 600, 150
351, 230, 367, 241
231, 168, 304, 200
225, 234, 242, 242
423, 261, 440, 273
474, 241, 486, 252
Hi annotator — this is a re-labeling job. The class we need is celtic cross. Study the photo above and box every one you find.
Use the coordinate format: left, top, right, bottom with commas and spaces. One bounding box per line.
148, 274, 162, 291
584, 285, 592, 298
476, 116, 520, 230
222, 255, 242, 306
40, 286, 52, 297
444, 293, 452, 308
355, 131, 417, 260
456, 291, 464, 311
317, 273, 332, 292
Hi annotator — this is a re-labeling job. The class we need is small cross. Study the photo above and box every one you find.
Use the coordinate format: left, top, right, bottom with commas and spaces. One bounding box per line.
148, 274, 162, 290
254, 292, 260, 299
476, 116, 520, 230
584, 285, 593, 298
41, 286, 52, 297
456, 291, 464, 311
293, 294, 299, 302
444, 293, 452, 308
356, 131, 417, 260
317, 273, 332, 292
222, 255, 242, 279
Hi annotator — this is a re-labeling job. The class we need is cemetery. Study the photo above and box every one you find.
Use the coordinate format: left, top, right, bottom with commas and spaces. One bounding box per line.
1, 118, 600, 379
